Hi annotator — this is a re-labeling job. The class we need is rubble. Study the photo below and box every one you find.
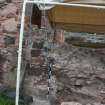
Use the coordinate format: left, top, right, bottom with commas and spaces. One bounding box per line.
31, 96, 51, 105
61, 102, 82, 105
0, 0, 6, 4
2, 18, 17, 33
25, 42, 105, 105
0, 35, 5, 47
0, 1, 105, 105
0, 3, 18, 17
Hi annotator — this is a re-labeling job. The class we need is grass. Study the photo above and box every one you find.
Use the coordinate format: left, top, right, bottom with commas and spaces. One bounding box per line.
0, 93, 15, 105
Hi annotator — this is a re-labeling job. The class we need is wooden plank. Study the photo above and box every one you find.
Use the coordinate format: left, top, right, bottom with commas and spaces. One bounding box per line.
49, 6, 105, 25
55, 23, 105, 33
48, 6, 105, 33
64, 0, 105, 5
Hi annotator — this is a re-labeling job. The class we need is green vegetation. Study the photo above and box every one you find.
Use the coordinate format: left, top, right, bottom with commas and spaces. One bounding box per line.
0, 93, 15, 105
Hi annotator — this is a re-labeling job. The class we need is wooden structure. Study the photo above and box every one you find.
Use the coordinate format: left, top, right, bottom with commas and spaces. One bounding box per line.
30, 1, 105, 48
48, 1, 105, 33
47, 0, 105, 48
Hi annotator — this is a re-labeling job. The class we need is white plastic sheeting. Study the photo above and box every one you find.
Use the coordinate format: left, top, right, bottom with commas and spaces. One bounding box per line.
37, 0, 63, 10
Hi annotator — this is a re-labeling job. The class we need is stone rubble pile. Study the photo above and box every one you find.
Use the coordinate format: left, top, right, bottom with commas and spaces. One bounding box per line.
24, 36, 105, 105
61, 102, 82, 105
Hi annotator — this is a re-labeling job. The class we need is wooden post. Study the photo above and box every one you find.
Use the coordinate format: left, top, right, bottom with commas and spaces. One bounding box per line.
54, 28, 65, 44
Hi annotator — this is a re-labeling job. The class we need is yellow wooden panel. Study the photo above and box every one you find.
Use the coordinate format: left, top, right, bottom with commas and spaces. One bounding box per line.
49, 6, 105, 25
48, 6, 105, 33
55, 23, 105, 33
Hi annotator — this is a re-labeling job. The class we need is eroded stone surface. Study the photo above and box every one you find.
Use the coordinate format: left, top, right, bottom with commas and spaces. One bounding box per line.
61, 102, 82, 105
2, 18, 17, 33
0, 3, 17, 17
0, 1, 105, 105
25, 43, 105, 105
0, 0, 5, 4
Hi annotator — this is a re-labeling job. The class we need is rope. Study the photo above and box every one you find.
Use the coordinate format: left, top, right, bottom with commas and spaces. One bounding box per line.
48, 62, 53, 95
42, 0, 53, 97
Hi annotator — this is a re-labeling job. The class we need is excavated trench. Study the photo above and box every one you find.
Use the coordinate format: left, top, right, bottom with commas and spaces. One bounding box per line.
23, 6, 105, 104
23, 27, 105, 105
1, 3, 105, 105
